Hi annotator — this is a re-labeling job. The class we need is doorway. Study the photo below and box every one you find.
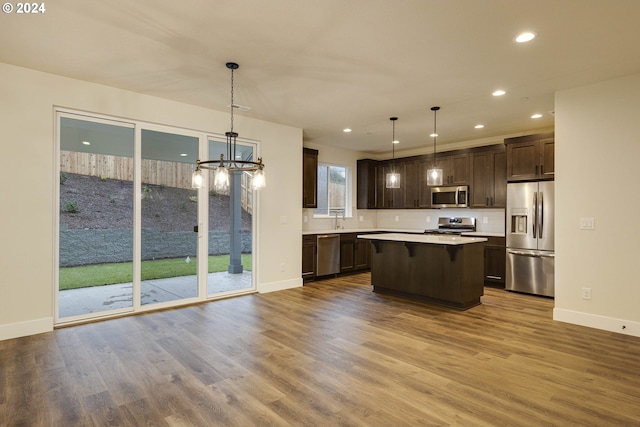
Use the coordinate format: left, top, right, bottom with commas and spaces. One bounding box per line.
56, 112, 257, 324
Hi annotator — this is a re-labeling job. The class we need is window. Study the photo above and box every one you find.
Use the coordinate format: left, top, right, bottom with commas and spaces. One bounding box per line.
314, 163, 350, 217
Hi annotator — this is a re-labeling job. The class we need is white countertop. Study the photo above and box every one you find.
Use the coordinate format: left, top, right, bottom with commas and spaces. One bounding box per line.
461, 231, 505, 238
303, 228, 424, 235
357, 233, 488, 245
303, 229, 504, 238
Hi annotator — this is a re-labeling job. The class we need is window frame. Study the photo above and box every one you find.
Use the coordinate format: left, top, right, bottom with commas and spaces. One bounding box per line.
312, 162, 352, 218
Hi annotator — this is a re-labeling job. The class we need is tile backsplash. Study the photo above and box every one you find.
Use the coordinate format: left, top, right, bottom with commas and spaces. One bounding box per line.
303, 208, 505, 233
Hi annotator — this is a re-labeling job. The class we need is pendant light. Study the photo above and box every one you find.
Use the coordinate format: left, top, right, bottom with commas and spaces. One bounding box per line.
385, 117, 400, 189
427, 106, 443, 186
192, 62, 266, 192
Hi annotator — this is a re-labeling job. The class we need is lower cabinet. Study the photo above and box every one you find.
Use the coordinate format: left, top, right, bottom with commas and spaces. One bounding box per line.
303, 233, 372, 279
483, 236, 506, 286
340, 233, 371, 273
302, 235, 317, 279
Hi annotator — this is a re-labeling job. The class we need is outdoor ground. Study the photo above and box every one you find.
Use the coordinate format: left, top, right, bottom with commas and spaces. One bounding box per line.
59, 173, 251, 232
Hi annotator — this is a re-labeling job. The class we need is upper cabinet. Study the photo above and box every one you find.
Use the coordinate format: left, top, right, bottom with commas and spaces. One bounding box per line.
470, 145, 506, 208
505, 133, 554, 181
357, 159, 378, 209
426, 152, 470, 186
303, 147, 318, 208
377, 160, 405, 208
356, 144, 508, 210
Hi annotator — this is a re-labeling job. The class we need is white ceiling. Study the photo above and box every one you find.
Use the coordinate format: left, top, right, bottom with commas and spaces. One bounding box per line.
2, 0, 640, 155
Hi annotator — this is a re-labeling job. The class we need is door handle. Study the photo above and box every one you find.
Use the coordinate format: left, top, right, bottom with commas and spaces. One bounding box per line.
538, 191, 544, 238
532, 192, 537, 237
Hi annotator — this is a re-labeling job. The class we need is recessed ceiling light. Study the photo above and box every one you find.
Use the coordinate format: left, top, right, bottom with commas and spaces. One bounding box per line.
492, 90, 506, 97
82, 141, 91, 146
475, 124, 485, 129
393, 139, 399, 144
531, 113, 543, 119
430, 133, 438, 138
515, 32, 537, 43
180, 153, 188, 157
343, 128, 352, 133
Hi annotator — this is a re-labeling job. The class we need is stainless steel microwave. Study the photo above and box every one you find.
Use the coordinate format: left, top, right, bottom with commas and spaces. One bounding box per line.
430, 185, 469, 208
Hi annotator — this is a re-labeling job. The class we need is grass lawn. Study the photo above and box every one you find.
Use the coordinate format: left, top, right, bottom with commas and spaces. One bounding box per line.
59, 254, 252, 290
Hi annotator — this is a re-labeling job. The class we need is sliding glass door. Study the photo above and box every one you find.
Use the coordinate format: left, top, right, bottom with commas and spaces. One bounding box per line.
57, 115, 135, 319
207, 138, 254, 297
140, 129, 199, 306
57, 112, 257, 324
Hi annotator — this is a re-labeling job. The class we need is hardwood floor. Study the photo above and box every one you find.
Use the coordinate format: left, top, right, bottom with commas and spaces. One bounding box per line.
2, 273, 640, 426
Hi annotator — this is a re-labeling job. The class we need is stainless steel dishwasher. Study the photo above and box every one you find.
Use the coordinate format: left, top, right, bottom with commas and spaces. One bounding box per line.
316, 234, 340, 276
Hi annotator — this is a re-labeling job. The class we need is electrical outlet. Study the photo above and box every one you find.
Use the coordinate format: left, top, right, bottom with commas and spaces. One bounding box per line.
303, 215, 308, 223
280, 263, 285, 272
359, 215, 364, 222
581, 287, 592, 300
394, 215, 399, 222
426, 216, 431, 223
483, 216, 489, 224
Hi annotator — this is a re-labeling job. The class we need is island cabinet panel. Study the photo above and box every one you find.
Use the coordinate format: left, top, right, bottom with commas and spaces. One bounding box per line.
368, 238, 485, 310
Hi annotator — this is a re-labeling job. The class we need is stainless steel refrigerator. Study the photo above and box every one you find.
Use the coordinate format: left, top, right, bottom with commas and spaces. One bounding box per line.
506, 181, 554, 297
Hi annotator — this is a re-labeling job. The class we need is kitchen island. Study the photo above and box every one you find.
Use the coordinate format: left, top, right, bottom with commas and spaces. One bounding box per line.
357, 233, 487, 310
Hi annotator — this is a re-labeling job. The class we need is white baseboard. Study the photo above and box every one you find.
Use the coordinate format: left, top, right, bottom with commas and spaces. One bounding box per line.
553, 308, 640, 338
258, 277, 302, 294
0, 317, 54, 341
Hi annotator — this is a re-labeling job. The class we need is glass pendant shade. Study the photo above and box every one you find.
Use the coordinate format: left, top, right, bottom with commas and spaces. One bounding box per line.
252, 168, 266, 190
191, 169, 203, 189
213, 165, 230, 193
386, 171, 401, 188
426, 167, 443, 186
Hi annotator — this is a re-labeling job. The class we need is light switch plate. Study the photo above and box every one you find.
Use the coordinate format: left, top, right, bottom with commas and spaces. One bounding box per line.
580, 218, 595, 230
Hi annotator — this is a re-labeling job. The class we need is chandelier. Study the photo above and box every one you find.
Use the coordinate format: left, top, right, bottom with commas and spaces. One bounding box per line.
192, 62, 266, 192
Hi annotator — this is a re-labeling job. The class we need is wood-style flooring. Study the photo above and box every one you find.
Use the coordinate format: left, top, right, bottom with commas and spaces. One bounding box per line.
1, 273, 640, 426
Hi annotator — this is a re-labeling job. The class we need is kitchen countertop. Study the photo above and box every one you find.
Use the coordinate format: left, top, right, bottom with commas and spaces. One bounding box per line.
357, 233, 487, 246
303, 228, 424, 235
461, 231, 505, 238
303, 229, 504, 238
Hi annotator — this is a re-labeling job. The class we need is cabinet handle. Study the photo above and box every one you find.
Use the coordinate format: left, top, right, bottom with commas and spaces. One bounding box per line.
486, 197, 489, 205
490, 197, 494, 206
535, 165, 539, 175
541, 165, 544, 175
487, 275, 502, 280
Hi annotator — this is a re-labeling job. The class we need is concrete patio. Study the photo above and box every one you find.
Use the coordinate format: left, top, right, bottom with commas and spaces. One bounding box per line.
58, 270, 252, 318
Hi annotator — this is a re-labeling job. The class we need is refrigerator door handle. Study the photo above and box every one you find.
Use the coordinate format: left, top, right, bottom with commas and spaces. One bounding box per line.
532, 192, 538, 237
539, 191, 544, 238
507, 249, 555, 258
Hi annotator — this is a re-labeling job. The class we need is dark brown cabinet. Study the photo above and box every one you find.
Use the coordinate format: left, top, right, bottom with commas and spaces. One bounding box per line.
403, 158, 422, 208
377, 161, 404, 208
470, 146, 506, 208
505, 133, 554, 181
482, 236, 506, 285
303, 148, 318, 208
340, 233, 371, 273
302, 235, 316, 279
357, 159, 378, 209
427, 153, 470, 186
340, 234, 356, 272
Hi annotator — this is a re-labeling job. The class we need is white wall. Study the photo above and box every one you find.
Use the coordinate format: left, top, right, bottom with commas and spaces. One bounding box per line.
554, 72, 640, 337
0, 62, 303, 340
